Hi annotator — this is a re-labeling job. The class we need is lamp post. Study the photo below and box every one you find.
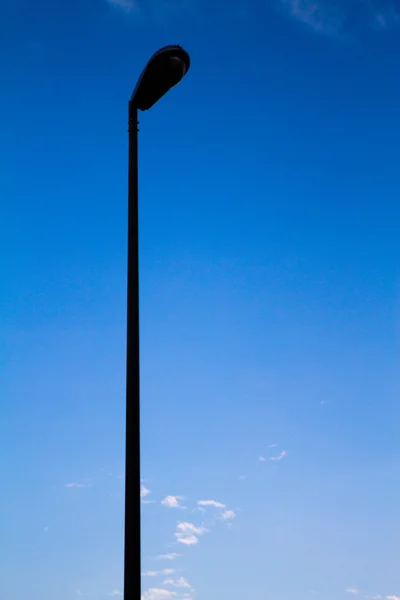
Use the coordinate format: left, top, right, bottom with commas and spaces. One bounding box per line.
124, 46, 190, 600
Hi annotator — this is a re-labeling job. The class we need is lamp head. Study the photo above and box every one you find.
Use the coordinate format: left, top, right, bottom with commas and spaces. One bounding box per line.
131, 45, 190, 111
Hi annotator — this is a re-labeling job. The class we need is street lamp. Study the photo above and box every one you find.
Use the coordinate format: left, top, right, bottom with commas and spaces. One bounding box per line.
124, 46, 190, 600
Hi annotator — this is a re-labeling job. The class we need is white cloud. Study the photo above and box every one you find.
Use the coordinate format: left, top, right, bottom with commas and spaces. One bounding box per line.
156, 553, 181, 561
141, 484, 151, 498
197, 500, 226, 508
270, 450, 287, 461
164, 577, 192, 590
142, 589, 177, 600
109, 591, 123, 597
141, 484, 155, 504
346, 589, 399, 600
161, 496, 185, 508
44, 526, 49, 533
142, 570, 176, 577
175, 521, 206, 545
176, 522, 206, 535
65, 482, 84, 488
175, 534, 199, 545
259, 456, 266, 462
221, 509, 236, 520
269, 443, 278, 448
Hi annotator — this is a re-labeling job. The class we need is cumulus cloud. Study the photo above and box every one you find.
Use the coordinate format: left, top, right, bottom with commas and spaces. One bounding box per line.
270, 450, 287, 461
156, 553, 181, 561
197, 499, 226, 508
176, 522, 206, 535
141, 589, 177, 600
175, 521, 206, 545
161, 496, 185, 509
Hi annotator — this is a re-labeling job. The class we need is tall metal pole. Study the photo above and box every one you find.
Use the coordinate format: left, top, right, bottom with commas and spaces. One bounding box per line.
124, 100, 140, 600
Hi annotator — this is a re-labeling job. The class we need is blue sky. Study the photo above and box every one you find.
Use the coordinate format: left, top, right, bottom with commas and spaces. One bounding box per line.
2, 0, 400, 599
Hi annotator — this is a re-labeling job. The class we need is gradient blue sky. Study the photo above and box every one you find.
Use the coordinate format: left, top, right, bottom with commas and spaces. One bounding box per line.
2, 0, 400, 599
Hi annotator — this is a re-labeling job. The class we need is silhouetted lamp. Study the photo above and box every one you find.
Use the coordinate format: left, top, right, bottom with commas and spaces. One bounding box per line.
124, 45, 191, 600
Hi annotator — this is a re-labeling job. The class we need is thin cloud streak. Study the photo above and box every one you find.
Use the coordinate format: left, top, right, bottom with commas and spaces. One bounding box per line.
164, 577, 192, 590
142, 570, 176, 577
156, 553, 181, 561
197, 499, 226, 508
270, 450, 287, 461
141, 589, 177, 600
65, 482, 84, 488
104, 0, 137, 11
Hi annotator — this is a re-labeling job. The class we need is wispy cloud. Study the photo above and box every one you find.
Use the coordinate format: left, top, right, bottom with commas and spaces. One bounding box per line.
141, 589, 177, 600
221, 509, 236, 521
270, 450, 287, 461
156, 553, 181, 561
370, 5, 400, 30
44, 526, 49, 533
345, 588, 400, 600
161, 496, 185, 509
279, 0, 400, 36
142, 570, 176, 577
280, 0, 342, 34
65, 482, 84, 488
259, 456, 266, 462
197, 499, 226, 508
109, 591, 123, 597
164, 577, 193, 590
269, 443, 278, 448
104, 0, 137, 12
141, 484, 154, 504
